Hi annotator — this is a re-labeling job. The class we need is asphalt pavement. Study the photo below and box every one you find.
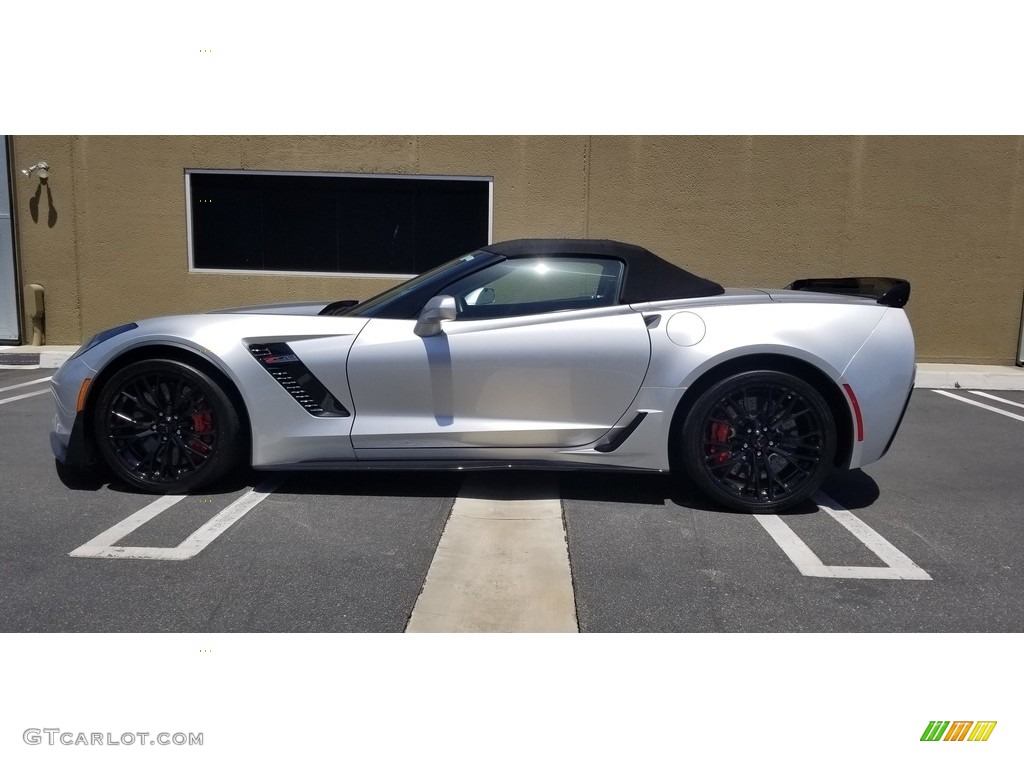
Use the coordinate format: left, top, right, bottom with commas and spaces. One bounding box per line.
1, 368, 1022, 632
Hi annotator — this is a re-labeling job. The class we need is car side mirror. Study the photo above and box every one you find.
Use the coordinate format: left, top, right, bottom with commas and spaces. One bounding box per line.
414, 295, 457, 337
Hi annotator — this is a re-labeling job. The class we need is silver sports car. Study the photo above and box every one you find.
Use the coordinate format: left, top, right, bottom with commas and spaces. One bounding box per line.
50, 239, 915, 512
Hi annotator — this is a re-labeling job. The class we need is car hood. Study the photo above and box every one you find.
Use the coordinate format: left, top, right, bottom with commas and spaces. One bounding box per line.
207, 301, 333, 316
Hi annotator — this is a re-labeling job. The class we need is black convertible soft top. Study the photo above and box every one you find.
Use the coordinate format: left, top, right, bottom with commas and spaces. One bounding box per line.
480, 239, 724, 303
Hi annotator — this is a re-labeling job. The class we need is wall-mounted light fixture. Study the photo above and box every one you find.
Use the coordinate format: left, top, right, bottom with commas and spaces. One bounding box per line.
21, 162, 50, 182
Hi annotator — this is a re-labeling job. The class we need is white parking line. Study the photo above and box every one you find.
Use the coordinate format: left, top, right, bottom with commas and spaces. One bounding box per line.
0, 389, 50, 406
69, 478, 280, 560
968, 391, 1024, 410
73, 494, 186, 549
0, 376, 52, 393
754, 493, 931, 580
933, 389, 1024, 423
406, 477, 578, 632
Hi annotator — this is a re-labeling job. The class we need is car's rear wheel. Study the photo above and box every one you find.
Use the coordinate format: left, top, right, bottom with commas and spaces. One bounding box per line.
93, 359, 242, 494
679, 370, 836, 512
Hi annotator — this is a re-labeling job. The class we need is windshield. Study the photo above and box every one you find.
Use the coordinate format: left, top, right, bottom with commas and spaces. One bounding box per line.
341, 249, 499, 319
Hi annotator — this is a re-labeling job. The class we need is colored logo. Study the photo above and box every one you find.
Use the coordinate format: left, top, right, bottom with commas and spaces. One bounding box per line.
921, 721, 997, 742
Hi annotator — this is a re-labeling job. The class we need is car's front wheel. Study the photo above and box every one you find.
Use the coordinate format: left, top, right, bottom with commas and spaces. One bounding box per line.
93, 359, 243, 494
679, 370, 836, 512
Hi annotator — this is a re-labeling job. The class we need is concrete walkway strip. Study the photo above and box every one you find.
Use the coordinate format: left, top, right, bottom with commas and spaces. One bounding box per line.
406, 476, 578, 633
915, 363, 1024, 390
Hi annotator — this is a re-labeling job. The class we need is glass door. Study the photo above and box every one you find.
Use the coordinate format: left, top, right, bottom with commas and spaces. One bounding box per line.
0, 137, 20, 343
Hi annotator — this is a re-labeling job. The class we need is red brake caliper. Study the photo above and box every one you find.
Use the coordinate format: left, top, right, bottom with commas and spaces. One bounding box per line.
709, 422, 730, 464
190, 410, 213, 454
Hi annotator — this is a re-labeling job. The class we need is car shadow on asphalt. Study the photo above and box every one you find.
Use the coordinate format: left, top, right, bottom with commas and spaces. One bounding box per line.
92, 469, 463, 499
818, 469, 882, 511
57, 461, 881, 512
262, 470, 464, 499
558, 468, 880, 516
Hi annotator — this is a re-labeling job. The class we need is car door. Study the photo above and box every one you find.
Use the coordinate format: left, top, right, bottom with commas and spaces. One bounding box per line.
347, 256, 652, 451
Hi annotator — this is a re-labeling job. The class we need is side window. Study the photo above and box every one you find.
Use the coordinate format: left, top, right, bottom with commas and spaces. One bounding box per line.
443, 257, 624, 319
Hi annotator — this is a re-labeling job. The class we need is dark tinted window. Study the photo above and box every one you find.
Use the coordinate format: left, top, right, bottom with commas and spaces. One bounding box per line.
189, 172, 490, 275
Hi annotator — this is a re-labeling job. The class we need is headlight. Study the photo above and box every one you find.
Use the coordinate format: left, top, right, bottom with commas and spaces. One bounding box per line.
66, 322, 138, 362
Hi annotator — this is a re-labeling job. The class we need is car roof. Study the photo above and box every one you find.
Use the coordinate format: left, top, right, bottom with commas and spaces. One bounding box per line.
480, 238, 724, 303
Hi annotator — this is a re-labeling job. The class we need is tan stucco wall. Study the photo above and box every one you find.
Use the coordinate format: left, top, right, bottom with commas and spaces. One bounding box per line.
9, 136, 1024, 363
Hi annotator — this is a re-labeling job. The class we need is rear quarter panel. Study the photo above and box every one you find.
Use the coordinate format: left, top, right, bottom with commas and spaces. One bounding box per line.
621, 295, 903, 471
640, 298, 889, 390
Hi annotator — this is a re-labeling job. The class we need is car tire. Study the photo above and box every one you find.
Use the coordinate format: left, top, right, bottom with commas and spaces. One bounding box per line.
93, 359, 243, 494
679, 370, 836, 513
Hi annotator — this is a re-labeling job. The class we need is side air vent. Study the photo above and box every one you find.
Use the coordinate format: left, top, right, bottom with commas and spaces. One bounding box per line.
247, 343, 350, 417
594, 411, 648, 453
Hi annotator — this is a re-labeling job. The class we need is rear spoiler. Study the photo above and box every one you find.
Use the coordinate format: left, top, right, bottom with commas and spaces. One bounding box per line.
784, 277, 910, 308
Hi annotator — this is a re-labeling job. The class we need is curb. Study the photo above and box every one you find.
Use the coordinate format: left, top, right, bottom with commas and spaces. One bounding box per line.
914, 364, 1024, 391
0, 346, 79, 370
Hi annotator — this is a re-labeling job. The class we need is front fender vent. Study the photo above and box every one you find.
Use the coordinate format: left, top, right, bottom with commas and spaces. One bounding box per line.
248, 343, 350, 417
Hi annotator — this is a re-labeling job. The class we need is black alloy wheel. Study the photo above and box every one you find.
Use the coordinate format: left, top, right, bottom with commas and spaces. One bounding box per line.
93, 359, 242, 494
679, 370, 836, 513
